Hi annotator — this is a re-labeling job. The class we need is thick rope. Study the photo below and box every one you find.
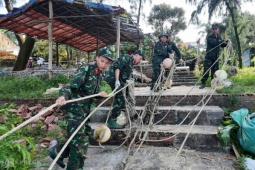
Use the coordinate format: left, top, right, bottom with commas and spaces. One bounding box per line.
48, 81, 134, 170
123, 40, 233, 169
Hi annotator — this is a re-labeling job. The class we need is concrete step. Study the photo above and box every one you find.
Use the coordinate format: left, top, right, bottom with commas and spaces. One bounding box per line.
89, 123, 222, 151
91, 106, 224, 126
172, 82, 196, 86
100, 86, 218, 107
41, 146, 235, 170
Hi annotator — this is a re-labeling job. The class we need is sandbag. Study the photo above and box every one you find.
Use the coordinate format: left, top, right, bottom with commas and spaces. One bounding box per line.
230, 108, 255, 155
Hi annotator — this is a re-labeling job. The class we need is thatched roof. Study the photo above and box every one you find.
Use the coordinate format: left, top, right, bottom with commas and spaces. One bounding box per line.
0, 33, 18, 60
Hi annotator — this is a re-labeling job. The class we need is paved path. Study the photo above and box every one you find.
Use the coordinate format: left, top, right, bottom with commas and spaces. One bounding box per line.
38, 146, 236, 170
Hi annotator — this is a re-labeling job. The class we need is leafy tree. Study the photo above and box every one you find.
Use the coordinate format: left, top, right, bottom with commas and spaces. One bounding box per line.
128, 0, 152, 26
1, 0, 36, 71
185, 0, 254, 68
147, 3, 187, 36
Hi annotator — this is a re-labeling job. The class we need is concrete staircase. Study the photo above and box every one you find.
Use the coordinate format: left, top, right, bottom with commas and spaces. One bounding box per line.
90, 104, 224, 151
43, 69, 236, 170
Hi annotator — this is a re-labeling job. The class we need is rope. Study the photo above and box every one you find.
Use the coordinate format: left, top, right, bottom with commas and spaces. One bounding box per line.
48, 81, 134, 170
0, 93, 101, 141
122, 40, 233, 169
169, 40, 233, 169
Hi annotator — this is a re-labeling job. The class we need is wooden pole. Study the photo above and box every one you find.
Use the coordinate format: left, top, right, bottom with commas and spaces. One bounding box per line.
56, 42, 59, 66
116, 15, 120, 58
87, 52, 90, 63
48, 0, 53, 78
96, 29, 99, 56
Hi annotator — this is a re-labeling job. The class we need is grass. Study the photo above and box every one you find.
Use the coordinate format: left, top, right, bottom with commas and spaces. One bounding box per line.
0, 74, 69, 99
0, 74, 112, 99
216, 67, 255, 94
195, 67, 255, 94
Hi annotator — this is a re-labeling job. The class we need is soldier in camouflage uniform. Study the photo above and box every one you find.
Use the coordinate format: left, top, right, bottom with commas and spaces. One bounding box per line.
199, 23, 228, 89
167, 33, 183, 63
48, 48, 114, 169
105, 50, 144, 129
151, 33, 172, 91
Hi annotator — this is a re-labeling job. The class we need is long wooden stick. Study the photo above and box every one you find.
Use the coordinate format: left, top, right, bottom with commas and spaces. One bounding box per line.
0, 93, 100, 141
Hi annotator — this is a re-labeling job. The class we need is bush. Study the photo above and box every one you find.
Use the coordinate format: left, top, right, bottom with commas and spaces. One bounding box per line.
0, 104, 35, 170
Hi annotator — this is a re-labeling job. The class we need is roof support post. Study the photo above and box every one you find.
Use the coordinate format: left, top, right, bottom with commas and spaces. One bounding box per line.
56, 42, 59, 66
96, 29, 99, 56
48, 0, 53, 78
116, 15, 120, 58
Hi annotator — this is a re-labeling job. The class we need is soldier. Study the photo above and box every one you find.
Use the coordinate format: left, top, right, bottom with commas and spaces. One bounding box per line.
151, 33, 172, 91
48, 48, 114, 169
167, 33, 183, 63
199, 23, 228, 89
105, 49, 145, 129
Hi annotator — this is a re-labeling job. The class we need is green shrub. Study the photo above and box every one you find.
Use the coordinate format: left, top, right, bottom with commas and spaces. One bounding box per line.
0, 74, 69, 99
0, 104, 35, 170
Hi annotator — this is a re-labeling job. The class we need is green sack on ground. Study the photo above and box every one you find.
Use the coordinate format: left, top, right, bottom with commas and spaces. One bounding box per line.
230, 108, 255, 155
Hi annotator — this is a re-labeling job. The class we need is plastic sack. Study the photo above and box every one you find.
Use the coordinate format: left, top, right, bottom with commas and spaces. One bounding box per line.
230, 108, 255, 155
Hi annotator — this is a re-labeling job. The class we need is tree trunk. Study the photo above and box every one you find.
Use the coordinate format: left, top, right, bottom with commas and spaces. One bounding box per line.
226, 2, 242, 68
137, 0, 142, 26
4, 0, 25, 46
13, 36, 35, 71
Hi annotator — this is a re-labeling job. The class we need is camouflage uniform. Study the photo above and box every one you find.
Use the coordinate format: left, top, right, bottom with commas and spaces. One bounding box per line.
201, 33, 227, 84
56, 63, 104, 170
104, 54, 134, 119
167, 41, 182, 60
151, 40, 172, 89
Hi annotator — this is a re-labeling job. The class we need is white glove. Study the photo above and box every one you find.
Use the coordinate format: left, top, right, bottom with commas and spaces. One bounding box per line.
115, 80, 120, 88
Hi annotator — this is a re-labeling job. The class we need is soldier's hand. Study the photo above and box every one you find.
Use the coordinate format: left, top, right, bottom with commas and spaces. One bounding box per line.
179, 58, 184, 63
56, 96, 66, 106
100, 91, 108, 98
115, 80, 120, 89
129, 78, 135, 82
224, 39, 229, 43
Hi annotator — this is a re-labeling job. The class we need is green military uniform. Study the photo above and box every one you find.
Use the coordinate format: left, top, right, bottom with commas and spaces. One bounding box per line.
104, 49, 144, 129
201, 33, 227, 85
151, 33, 172, 90
49, 49, 113, 169
104, 54, 134, 128
167, 41, 182, 60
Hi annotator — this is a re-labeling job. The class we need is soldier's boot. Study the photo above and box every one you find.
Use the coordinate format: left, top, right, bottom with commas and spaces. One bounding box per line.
48, 147, 66, 168
107, 118, 125, 129
199, 83, 206, 89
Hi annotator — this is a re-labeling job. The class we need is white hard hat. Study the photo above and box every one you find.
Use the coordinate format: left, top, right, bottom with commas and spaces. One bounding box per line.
211, 78, 225, 90
162, 58, 173, 69
94, 125, 111, 143
214, 70, 228, 80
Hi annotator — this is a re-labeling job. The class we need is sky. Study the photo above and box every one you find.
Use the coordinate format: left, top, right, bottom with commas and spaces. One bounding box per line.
0, 0, 255, 43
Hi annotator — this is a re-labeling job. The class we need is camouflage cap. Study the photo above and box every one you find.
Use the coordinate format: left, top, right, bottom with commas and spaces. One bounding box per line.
211, 23, 219, 29
158, 33, 168, 39
98, 48, 114, 61
133, 49, 145, 60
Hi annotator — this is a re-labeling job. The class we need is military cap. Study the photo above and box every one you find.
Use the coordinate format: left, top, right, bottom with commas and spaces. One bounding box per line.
133, 49, 145, 60
98, 48, 114, 61
158, 33, 168, 39
211, 23, 219, 29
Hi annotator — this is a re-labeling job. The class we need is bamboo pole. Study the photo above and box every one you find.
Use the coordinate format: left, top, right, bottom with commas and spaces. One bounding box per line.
48, 0, 53, 78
